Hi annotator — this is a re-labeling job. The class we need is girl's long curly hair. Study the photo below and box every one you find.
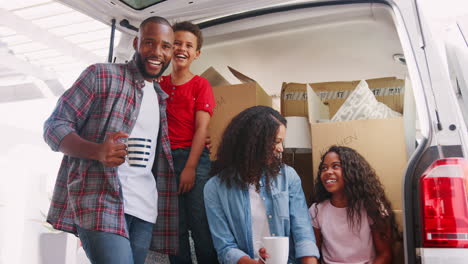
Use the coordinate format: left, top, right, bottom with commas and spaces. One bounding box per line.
210, 106, 286, 191
312, 145, 400, 241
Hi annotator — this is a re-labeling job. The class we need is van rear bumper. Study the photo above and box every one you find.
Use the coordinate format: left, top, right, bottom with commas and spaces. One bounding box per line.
420, 248, 468, 264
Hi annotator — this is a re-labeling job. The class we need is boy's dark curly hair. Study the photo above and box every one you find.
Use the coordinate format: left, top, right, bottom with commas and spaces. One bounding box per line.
312, 145, 400, 241
210, 106, 286, 191
172, 21, 203, 50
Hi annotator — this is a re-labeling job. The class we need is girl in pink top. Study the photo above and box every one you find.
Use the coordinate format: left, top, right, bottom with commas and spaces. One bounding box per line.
309, 146, 399, 264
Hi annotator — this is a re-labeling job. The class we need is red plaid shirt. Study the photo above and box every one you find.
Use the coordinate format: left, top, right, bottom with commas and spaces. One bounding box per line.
43, 58, 179, 254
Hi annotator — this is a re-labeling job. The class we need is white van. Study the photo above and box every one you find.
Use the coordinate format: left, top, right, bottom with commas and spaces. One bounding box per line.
52, 0, 468, 263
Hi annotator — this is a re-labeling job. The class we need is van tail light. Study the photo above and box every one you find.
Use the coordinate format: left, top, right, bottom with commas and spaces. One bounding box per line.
420, 158, 468, 247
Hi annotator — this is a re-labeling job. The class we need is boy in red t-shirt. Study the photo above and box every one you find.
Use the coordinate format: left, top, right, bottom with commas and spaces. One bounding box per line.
159, 21, 218, 264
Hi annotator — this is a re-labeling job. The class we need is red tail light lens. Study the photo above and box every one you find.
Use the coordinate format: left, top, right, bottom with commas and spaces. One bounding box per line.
420, 158, 468, 247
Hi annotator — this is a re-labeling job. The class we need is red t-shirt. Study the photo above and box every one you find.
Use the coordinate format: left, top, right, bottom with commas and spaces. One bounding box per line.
160, 75, 215, 149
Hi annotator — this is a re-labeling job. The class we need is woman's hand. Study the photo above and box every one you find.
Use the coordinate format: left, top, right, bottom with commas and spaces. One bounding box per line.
258, 248, 270, 263
236, 248, 270, 264
237, 256, 266, 264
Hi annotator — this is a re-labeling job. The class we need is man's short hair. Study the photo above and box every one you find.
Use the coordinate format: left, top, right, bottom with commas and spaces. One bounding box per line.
140, 16, 171, 31
172, 21, 203, 50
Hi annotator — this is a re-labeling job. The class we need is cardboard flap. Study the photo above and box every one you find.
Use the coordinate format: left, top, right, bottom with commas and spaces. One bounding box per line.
228, 66, 256, 83
280, 82, 329, 120
208, 69, 272, 160
201, 67, 230, 87
306, 84, 329, 123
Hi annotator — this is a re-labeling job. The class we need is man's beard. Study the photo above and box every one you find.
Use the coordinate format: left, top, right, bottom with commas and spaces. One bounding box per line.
135, 53, 170, 79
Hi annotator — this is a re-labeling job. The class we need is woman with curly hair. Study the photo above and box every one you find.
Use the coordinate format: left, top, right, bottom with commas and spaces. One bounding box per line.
204, 106, 320, 264
310, 145, 399, 264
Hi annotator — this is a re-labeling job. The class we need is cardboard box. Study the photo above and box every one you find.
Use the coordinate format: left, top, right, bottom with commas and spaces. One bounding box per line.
310, 117, 407, 223
201, 66, 230, 87
281, 82, 308, 117
310, 77, 404, 118
281, 82, 329, 122
201, 66, 272, 160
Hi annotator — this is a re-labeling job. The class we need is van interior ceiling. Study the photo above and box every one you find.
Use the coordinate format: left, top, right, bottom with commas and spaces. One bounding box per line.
192, 3, 408, 94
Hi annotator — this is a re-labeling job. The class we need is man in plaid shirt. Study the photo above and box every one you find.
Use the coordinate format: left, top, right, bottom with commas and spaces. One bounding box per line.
43, 16, 178, 264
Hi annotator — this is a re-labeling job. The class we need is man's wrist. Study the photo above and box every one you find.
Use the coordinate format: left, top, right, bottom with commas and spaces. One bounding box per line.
59, 132, 103, 161
89, 142, 104, 162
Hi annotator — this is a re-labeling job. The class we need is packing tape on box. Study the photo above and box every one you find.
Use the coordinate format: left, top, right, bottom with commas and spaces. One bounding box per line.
316, 86, 404, 100
282, 91, 308, 100
282, 86, 403, 101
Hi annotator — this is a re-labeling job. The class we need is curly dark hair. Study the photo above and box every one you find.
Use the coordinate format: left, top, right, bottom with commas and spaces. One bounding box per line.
172, 21, 203, 50
312, 145, 400, 241
210, 106, 286, 191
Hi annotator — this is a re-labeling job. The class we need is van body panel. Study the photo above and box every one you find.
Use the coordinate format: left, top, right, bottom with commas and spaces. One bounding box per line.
413, 0, 466, 147
420, 248, 468, 264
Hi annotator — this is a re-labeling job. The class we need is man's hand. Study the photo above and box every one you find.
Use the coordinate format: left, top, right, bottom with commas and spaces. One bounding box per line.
97, 131, 128, 167
178, 166, 196, 194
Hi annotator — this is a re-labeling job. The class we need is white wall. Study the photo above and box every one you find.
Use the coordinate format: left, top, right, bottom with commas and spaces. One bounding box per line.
0, 98, 84, 264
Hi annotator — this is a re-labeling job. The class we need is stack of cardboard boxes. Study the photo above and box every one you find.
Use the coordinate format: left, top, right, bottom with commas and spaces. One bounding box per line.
281, 78, 407, 225
202, 66, 407, 227
201, 71, 406, 262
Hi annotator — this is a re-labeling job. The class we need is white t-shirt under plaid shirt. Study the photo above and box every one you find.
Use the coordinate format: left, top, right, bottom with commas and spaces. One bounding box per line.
118, 81, 159, 223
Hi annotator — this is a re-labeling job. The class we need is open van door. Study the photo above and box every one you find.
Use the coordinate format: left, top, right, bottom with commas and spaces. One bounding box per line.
445, 15, 468, 133
403, 2, 468, 263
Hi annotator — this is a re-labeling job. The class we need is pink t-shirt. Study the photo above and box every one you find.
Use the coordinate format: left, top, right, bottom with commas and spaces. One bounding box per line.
309, 200, 375, 264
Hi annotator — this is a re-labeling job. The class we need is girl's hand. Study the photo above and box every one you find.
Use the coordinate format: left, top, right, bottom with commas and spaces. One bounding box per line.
178, 166, 196, 194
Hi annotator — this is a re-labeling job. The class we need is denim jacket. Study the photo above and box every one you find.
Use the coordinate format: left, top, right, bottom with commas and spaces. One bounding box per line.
204, 165, 320, 264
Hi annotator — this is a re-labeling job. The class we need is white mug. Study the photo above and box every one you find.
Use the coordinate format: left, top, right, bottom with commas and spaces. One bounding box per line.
124, 137, 152, 168
259, 236, 289, 264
